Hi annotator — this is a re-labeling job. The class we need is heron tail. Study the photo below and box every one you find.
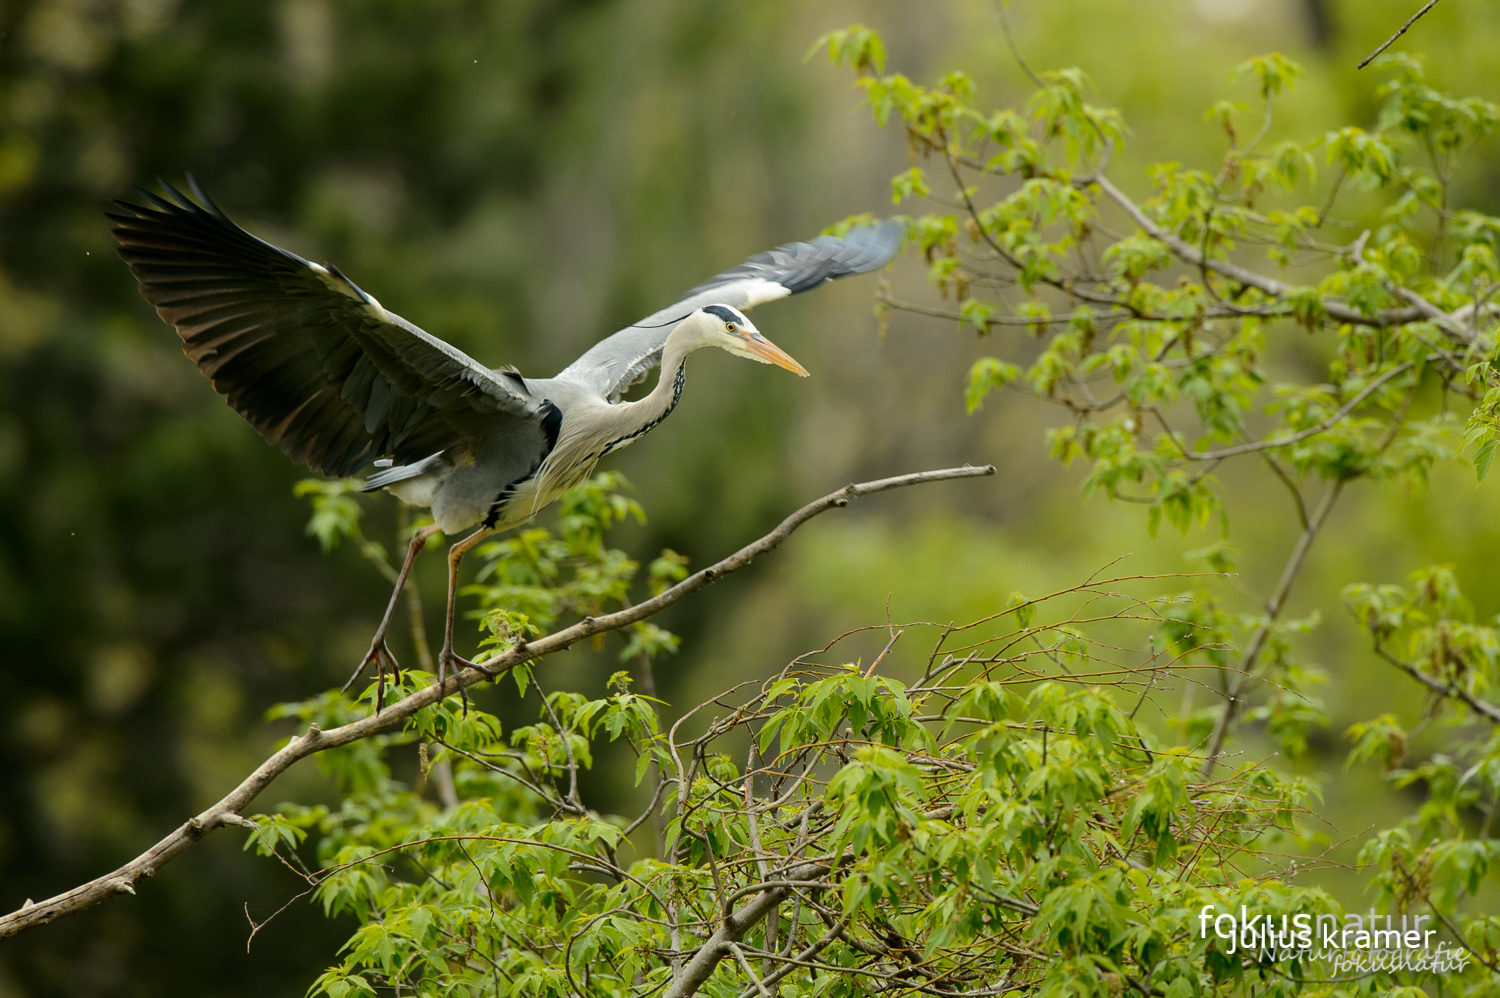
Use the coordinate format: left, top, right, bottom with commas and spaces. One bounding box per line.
362, 451, 447, 492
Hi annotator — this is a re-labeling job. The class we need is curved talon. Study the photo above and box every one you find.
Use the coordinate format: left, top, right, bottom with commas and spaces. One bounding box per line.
436, 648, 476, 716
339, 524, 438, 714
345, 639, 402, 712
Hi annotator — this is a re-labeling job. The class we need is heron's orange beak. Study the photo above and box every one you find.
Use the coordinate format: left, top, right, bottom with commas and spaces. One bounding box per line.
743, 331, 809, 377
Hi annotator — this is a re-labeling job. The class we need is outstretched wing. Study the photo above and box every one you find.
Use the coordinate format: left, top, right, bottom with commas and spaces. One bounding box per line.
558, 220, 903, 400
109, 180, 539, 478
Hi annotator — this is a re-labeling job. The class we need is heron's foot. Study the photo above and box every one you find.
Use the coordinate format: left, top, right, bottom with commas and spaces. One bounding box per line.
344, 637, 402, 713
435, 646, 476, 716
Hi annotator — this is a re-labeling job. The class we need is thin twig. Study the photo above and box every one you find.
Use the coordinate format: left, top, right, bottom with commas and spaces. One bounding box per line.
991, 0, 1046, 89
1189, 363, 1413, 462
662, 861, 829, 998
730, 917, 847, 998
729, 942, 773, 998
1358, 0, 1445, 69
1374, 644, 1500, 727
1092, 173, 1468, 339
1200, 481, 1344, 775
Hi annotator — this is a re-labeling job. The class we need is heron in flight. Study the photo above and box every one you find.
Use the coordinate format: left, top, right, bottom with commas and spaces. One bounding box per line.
109, 180, 900, 706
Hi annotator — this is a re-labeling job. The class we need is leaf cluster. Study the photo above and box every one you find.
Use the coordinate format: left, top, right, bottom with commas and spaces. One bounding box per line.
814, 28, 1500, 539
260, 574, 1374, 998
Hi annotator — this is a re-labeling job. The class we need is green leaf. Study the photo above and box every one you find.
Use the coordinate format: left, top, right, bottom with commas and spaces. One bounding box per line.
965, 356, 1022, 413
890, 167, 930, 205
1476, 437, 1495, 481
294, 478, 365, 552
805, 24, 885, 74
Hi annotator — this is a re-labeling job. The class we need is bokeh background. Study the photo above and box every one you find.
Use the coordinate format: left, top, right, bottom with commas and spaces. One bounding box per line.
5, 0, 1500, 993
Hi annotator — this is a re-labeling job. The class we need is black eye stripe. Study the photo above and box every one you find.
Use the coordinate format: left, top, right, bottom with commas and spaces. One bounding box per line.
702, 304, 746, 325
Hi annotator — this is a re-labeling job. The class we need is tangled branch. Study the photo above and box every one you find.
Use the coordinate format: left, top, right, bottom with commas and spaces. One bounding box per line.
270, 565, 1328, 998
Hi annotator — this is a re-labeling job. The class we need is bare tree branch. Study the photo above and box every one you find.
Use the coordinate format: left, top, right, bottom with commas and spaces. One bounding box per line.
1091, 174, 1466, 339
729, 916, 847, 998
664, 862, 827, 998
0, 464, 993, 940
1189, 362, 1413, 462
1201, 480, 1344, 775
1374, 643, 1500, 726
1359, 0, 1445, 69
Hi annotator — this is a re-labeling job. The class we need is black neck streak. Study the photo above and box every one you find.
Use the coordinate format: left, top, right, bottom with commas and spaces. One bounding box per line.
602, 364, 685, 456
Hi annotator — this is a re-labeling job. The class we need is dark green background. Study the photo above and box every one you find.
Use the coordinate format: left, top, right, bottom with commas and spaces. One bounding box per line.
4, 0, 1498, 993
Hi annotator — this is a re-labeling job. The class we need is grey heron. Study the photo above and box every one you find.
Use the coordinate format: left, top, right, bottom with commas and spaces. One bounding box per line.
108, 180, 900, 707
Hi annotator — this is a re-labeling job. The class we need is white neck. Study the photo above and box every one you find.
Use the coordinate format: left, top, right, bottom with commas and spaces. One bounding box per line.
602, 321, 704, 453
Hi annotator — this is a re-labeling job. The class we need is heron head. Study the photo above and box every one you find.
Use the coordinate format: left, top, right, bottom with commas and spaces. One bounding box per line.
693, 304, 809, 377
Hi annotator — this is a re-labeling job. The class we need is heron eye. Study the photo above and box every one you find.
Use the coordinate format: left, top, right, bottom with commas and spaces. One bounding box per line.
725, 322, 737, 333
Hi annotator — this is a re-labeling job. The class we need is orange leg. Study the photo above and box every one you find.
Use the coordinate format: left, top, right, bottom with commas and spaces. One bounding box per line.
436, 526, 493, 713
343, 523, 443, 711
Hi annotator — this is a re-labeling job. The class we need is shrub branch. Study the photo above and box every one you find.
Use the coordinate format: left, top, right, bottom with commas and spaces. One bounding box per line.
0, 464, 993, 941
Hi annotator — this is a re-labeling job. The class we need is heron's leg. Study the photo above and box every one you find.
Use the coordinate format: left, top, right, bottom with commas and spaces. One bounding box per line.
436, 526, 492, 713
343, 523, 443, 711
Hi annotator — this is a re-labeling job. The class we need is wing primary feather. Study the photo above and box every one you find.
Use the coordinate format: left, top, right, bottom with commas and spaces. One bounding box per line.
110, 179, 544, 483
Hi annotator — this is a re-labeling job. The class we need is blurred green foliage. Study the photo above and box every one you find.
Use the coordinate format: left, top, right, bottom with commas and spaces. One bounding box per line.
230, 16, 1500, 991
12, 0, 1500, 995
0, 0, 831, 991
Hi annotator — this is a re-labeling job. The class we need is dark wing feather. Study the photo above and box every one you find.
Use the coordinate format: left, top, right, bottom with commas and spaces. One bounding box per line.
558, 220, 903, 400
109, 181, 537, 477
